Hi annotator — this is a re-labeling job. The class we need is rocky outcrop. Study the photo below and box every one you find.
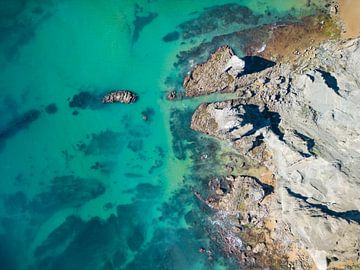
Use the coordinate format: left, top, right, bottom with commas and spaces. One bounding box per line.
190, 38, 360, 269
166, 90, 177, 100
183, 46, 240, 97
102, 90, 137, 104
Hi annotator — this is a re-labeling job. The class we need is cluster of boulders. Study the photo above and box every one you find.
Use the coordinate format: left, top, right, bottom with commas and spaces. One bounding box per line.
102, 90, 137, 104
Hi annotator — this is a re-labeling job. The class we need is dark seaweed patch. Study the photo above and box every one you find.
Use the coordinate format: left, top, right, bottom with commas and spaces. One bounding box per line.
29, 175, 105, 214
5, 26, 35, 60
3, 191, 27, 214
170, 108, 220, 164
169, 108, 223, 194
76, 129, 124, 156
13, 173, 28, 187
141, 107, 155, 122
127, 224, 145, 251
176, 4, 261, 40
68, 91, 105, 110
148, 159, 163, 174
0, 1, 53, 60
124, 228, 197, 270
34, 215, 85, 258
123, 183, 163, 200
159, 187, 194, 224
132, 4, 158, 44
32, 203, 150, 270
33, 215, 122, 270
45, 103, 58, 114
0, 109, 41, 151
156, 146, 165, 158
90, 161, 116, 174
162, 31, 180, 42
127, 139, 143, 152
169, 108, 199, 160
112, 250, 126, 268
103, 202, 114, 210
0, 233, 17, 270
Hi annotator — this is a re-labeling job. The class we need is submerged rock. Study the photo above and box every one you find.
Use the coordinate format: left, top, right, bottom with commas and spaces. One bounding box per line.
102, 90, 138, 104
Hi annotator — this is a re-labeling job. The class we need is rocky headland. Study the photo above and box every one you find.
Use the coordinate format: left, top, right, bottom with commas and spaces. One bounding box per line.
182, 6, 360, 270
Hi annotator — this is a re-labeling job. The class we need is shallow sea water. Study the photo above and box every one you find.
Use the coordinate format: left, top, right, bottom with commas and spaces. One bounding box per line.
0, 1, 325, 269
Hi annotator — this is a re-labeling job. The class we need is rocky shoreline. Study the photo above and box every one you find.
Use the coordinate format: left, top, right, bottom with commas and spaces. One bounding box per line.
179, 10, 360, 270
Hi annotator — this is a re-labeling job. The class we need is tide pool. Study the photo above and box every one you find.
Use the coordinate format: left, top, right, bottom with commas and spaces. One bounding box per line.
0, 1, 325, 269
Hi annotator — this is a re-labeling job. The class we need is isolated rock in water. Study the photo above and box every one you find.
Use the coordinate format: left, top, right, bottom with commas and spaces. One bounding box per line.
102, 90, 137, 104
167, 90, 177, 100
223, 55, 245, 78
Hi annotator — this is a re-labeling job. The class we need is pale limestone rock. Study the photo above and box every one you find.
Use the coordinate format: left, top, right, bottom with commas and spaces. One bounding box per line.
224, 55, 245, 78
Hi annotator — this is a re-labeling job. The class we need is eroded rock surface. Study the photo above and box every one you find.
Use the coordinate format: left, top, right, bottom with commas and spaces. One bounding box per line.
190, 38, 360, 269
102, 90, 137, 104
183, 46, 238, 97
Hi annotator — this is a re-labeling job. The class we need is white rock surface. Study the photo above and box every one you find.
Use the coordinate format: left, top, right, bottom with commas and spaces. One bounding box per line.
223, 55, 245, 77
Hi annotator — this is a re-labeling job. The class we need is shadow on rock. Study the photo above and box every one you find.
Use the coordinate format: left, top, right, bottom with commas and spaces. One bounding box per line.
241, 56, 276, 75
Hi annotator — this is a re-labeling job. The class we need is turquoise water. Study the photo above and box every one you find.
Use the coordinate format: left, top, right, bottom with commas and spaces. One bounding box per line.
0, 1, 325, 269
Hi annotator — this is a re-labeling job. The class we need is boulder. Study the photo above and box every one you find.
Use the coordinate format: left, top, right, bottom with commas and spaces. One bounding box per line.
102, 90, 137, 104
